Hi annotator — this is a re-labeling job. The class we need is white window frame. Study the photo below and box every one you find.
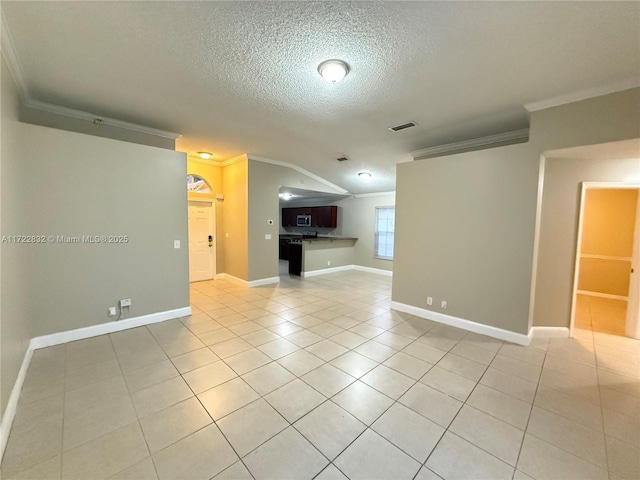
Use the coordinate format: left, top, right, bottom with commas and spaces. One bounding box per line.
374, 206, 395, 260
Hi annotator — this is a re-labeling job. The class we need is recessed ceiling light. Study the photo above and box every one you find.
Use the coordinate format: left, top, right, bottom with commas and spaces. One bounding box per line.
318, 59, 350, 84
358, 172, 372, 180
198, 152, 212, 160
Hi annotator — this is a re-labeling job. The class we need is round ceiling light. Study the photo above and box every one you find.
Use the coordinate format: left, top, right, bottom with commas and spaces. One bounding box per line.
318, 59, 350, 84
198, 152, 212, 160
358, 172, 372, 180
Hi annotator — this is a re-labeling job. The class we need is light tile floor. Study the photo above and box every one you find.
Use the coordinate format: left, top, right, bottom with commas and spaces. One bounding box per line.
575, 294, 627, 337
2, 271, 639, 480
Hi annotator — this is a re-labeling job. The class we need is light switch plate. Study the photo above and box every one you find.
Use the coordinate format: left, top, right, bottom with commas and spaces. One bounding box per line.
174, 240, 180, 249
265, 234, 272, 240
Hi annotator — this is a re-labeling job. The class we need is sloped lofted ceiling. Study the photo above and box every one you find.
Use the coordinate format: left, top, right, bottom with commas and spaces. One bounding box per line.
2, 1, 639, 193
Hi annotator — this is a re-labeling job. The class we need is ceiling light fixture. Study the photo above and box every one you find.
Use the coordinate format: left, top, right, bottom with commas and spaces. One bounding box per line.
280, 193, 293, 200
358, 172, 372, 180
318, 59, 350, 84
198, 152, 212, 160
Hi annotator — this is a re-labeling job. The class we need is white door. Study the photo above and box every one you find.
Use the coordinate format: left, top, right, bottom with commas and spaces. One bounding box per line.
188, 201, 214, 282
626, 190, 640, 338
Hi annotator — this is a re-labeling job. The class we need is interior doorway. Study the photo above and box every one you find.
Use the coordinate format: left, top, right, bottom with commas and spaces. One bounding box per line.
570, 183, 640, 338
188, 200, 215, 282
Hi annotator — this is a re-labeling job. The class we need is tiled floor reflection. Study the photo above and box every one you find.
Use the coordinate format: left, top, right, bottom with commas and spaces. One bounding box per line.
2, 271, 639, 479
575, 294, 627, 337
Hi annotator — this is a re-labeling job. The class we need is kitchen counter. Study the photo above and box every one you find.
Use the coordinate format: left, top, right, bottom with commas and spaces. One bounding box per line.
281, 234, 358, 277
302, 236, 358, 242
279, 234, 357, 242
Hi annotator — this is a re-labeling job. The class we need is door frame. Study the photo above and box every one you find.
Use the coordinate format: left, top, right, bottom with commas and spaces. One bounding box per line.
626, 191, 640, 338
187, 198, 216, 282
569, 182, 640, 338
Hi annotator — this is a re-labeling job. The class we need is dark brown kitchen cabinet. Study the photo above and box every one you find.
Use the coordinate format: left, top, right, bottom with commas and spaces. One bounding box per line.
279, 238, 290, 260
311, 206, 338, 228
281, 206, 338, 228
288, 242, 302, 276
282, 208, 296, 227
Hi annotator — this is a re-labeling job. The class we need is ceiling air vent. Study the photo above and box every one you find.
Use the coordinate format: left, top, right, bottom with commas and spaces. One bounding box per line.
389, 121, 418, 132
336, 156, 349, 162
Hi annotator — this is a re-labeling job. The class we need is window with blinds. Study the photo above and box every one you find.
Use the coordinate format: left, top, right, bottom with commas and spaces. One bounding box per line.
375, 206, 395, 260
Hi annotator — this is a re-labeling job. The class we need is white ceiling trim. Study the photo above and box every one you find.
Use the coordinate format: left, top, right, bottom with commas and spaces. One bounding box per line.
411, 129, 530, 160
353, 191, 396, 198
1, 8, 181, 140
220, 154, 249, 167
248, 155, 350, 194
524, 78, 640, 112
1, 9, 28, 101
23, 98, 182, 139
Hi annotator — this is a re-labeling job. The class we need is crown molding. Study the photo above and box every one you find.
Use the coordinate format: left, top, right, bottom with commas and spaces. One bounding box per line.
220, 153, 249, 167
411, 129, 530, 160
524, 78, 640, 112
23, 98, 181, 139
1, 8, 181, 140
247, 155, 349, 194
1, 9, 29, 101
353, 191, 396, 198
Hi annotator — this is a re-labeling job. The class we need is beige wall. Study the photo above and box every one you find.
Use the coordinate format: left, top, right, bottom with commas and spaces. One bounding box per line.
247, 160, 344, 281
1, 54, 191, 419
395, 88, 640, 335
534, 158, 639, 327
337, 195, 396, 272
581, 189, 637, 257
395, 143, 537, 333
23, 126, 190, 335
303, 240, 356, 274
1, 56, 32, 416
578, 189, 637, 297
187, 158, 224, 273
578, 258, 631, 297
222, 158, 249, 280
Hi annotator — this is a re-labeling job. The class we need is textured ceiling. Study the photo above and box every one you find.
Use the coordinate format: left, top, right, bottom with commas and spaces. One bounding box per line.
3, 1, 639, 193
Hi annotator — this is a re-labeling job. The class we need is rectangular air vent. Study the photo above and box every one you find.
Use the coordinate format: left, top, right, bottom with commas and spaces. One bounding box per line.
389, 121, 418, 132
336, 156, 349, 162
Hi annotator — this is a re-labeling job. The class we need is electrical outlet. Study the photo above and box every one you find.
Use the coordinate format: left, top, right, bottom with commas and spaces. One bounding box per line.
327, 261, 331, 266
225, 233, 229, 238
265, 234, 272, 240
108, 307, 117, 317
173, 240, 180, 249
441, 300, 447, 309
427, 297, 433, 306
120, 298, 131, 308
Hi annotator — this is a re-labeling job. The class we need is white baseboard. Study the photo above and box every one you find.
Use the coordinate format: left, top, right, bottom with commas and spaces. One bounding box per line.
0, 305, 191, 462
0, 347, 33, 461
30, 307, 192, 350
248, 276, 280, 287
302, 265, 353, 278
302, 264, 393, 278
353, 265, 393, 277
220, 274, 248, 285
390, 301, 530, 346
529, 326, 570, 339
219, 274, 279, 287
576, 290, 628, 301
